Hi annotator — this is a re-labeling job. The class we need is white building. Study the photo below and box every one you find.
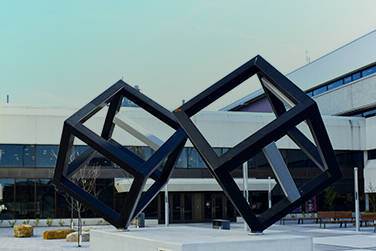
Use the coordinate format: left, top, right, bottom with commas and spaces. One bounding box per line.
0, 30, 375, 222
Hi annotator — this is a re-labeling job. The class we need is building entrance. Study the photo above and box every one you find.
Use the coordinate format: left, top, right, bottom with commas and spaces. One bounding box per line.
158, 192, 234, 223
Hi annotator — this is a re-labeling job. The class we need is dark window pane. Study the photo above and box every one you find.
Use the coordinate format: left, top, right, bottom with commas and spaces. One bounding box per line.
0, 178, 15, 219
35, 179, 55, 218
187, 148, 206, 168
15, 179, 35, 218
0, 145, 23, 167
213, 148, 223, 156
368, 150, 376, 160
352, 72, 361, 81
363, 109, 376, 118
313, 86, 327, 96
327, 80, 343, 90
362, 65, 376, 77
74, 145, 88, 156
23, 145, 35, 167
36, 145, 58, 167
343, 76, 352, 84
176, 148, 187, 168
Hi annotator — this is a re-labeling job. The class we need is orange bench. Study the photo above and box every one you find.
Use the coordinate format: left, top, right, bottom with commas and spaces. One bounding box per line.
318, 211, 353, 228
361, 213, 376, 231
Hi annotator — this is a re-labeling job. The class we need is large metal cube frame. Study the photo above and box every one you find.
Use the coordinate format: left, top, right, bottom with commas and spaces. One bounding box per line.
173, 55, 342, 233
53, 80, 187, 229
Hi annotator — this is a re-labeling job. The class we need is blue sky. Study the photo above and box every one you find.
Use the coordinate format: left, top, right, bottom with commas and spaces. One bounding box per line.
1, 0, 376, 110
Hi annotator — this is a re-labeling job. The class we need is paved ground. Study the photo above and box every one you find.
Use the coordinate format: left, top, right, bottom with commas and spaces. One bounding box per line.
0, 221, 375, 250
188, 221, 376, 251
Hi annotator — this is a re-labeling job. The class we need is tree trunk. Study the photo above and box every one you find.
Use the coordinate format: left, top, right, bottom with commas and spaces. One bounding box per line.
70, 197, 74, 229
77, 201, 82, 247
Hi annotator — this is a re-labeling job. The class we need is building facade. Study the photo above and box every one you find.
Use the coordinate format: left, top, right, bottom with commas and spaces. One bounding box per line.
0, 30, 375, 223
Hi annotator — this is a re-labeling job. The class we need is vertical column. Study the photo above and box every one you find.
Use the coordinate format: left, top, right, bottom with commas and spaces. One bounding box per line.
364, 151, 370, 211
165, 184, 169, 227
268, 176, 272, 209
354, 167, 360, 232
243, 162, 249, 231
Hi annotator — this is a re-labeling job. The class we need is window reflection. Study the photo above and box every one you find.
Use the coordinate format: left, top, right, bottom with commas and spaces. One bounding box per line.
327, 80, 343, 90
307, 64, 376, 98
176, 148, 187, 168
36, 145, 58, 167
313, 86, 327, 96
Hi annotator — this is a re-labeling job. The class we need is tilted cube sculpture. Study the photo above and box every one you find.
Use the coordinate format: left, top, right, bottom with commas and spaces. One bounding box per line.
173, 55, 342, 233
53, 80, 187, 229
54, 55, 341, 232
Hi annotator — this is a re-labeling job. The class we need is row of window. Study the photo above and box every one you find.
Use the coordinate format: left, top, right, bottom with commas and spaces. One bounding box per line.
306, 64, 376, 97
351, 107, 376, 118
0, 178, 113, 219
0, 145, 363, 170
0, 144, 227, 169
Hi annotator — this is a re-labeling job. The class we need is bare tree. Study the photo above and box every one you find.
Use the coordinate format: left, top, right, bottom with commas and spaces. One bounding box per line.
367, 182, 376, 212
52, 150, 100, 247
66, 165, 100, 247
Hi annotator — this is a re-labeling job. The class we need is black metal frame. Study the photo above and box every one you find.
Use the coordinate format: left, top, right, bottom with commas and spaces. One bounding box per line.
53, 80, 187, 229
173, 55, 341, 233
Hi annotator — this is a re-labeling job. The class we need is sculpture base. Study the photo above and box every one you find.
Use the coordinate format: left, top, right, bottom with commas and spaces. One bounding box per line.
91, 226, 312, 251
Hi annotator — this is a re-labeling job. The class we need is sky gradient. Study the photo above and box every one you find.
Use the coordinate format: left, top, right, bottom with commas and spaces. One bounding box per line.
1, 0, 376, 110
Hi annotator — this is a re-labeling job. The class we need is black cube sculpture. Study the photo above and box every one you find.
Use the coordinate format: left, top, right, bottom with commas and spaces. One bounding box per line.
173, 55, 341, 233
53, 80, 187, 229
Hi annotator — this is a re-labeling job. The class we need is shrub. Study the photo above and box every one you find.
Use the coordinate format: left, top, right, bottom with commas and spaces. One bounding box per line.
46, 218, 53, 227
8, 220, 16, 227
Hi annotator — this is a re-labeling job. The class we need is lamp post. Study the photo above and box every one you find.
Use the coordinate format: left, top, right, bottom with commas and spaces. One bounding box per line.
354, 167, 360, 232
243, 162, 249, 231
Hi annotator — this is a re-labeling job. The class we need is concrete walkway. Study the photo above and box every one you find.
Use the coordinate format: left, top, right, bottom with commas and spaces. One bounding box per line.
0, 221, 376, 250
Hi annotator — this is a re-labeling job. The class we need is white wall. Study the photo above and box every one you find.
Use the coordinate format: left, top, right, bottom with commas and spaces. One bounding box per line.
287, 30, 376, 92
0, 105, 367, 151
313, 74, 376, 115
365, 116, 376, 150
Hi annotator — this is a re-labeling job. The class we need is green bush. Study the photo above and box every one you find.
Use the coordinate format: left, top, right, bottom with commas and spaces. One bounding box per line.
46, 218, 53, 227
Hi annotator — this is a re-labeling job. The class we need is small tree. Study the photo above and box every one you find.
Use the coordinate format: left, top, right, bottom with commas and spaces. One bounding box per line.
52, 150, 100, 247
324, 187, 338, 210
66, 165, 100, 247
366, 182, 376, 212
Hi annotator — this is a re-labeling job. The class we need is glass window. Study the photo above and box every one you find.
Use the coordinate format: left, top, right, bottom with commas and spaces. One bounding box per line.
352, 72, 361, 81
15, 179, 35, 218
0, 178, 15, 219
213, 148, 223, 157
0, 145, 23, 167
187, 148, 206, 168
35, 179, 55, 218
176, 148, 187, 168
36, 145, 58, 167
327, 80, 343, 90
313, 86, 327, 96
362, 65, 376, 77
306, 92, 313, 97
343, 76, 352, 84
22, 145, 35, 167
368, 150, 376, 160
363, 108, 376, 118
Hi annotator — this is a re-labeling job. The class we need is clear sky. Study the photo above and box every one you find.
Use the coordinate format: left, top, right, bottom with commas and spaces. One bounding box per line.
1, 0, 376, 110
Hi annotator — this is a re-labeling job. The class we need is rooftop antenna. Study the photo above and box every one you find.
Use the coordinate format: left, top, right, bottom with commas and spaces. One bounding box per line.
305, 50, 311, 64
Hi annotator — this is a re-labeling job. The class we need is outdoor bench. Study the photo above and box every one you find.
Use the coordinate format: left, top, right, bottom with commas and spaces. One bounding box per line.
361, 213, 376, 232
318, 211, 353, 228
212, 219, 230, 230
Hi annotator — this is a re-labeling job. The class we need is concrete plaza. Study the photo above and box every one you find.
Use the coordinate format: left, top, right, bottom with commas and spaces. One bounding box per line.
0, 221, 375, 250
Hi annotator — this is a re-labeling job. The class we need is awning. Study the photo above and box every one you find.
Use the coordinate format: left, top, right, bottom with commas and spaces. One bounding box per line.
114, 178, 277, 193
